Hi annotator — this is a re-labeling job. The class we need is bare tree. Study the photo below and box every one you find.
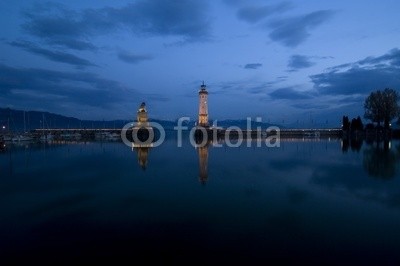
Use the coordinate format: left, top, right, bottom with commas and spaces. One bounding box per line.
364, 88, 400, 128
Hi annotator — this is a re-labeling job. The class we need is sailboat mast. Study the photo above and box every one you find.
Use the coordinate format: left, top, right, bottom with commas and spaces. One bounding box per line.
42, 113, 45, 133
23, 111, 26, 133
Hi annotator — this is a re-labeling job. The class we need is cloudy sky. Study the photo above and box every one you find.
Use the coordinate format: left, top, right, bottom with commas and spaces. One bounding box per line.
0, 0, 399, 127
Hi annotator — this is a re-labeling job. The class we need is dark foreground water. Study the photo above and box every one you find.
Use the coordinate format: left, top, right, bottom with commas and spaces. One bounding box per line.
1, 135, 400, 264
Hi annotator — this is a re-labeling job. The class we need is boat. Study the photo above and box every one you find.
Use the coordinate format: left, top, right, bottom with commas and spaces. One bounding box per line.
3, 135, 13, 142
303, 131, 320, 138
40, 134, 54, 142
108, 132, 120, 140
9, 110, 35, 142
60, 132, 81, 140
0, 137, 5, 150
95, 131, 108, 140
12, 135, 34, 142
95, 131, 120, 141
39, 113, 54, 142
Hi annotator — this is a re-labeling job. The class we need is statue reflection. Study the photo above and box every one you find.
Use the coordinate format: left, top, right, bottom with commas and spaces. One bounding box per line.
196, 140, 211, 184
132, 143, 152, 170
131, 102, 153, 170
363, 140, 399, 179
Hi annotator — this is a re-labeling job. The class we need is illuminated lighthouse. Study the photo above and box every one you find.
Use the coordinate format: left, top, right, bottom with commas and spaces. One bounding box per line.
198, 81, 209, 127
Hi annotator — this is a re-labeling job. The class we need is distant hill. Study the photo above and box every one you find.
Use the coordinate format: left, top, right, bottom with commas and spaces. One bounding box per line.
0, 107, 283, 133
0, 108, 137, 132
211, 119, 282, 129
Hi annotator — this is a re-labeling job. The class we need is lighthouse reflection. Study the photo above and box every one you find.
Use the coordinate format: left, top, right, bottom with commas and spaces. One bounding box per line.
195, 140, 212, 184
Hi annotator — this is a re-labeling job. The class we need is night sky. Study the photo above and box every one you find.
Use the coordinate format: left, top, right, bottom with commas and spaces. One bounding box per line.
0, 0, 399, 127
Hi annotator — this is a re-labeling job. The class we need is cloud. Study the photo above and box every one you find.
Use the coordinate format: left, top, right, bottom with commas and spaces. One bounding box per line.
311, 48, 400, 96
237, 2, 292, 24
0, 64, 133, 118
0, 64, 169, 119
9, 40, 95, 68
211, 78, 286, 96
113, 0, 212, 41
311, 150, 400, 209
268, 10, 336, 47
288, 55, 315, 71
48, 38, 98, 51
118, 51, 153, 64
290, 102, 330, 110
269, 87, 315, 100
312, 68, 400, 95
21, 0, 212, 49
223, 0, 246, 6
147, 94, 170, 102
247, 85, 268, 94
21, 3, 96, 51
244, 63, 262, 69
358, 48, 400, 67
277, 76, 288, 81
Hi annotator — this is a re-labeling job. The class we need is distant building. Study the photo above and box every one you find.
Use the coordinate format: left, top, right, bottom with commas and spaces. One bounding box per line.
198, 81, 209, 127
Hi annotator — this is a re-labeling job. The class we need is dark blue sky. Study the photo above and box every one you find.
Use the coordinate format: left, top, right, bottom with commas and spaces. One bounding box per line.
0, 0, 399, 127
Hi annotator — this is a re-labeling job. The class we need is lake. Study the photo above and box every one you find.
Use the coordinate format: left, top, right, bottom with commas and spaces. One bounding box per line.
1, 134, 400, 264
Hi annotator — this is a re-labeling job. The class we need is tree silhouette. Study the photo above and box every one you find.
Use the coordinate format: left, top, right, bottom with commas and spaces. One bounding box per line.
364, 88, 400, 128
356, 116, 363, 130
342, 115, 350, 130
350, 117, 363, 131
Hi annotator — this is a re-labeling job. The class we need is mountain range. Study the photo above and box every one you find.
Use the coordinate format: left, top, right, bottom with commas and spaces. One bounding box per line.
0, 108, 281, 132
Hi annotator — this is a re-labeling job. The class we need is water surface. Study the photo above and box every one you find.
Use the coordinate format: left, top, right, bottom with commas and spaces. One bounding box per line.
1, 136, 400, 264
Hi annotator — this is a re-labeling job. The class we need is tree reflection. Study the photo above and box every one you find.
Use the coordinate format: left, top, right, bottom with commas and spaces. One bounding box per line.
350, 138, 363, 152
363, 140, 399, 179
341, 138, 363, 153
341, 139, 349, 153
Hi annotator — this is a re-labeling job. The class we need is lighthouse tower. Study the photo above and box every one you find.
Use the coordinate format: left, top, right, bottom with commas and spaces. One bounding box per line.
198, 81, 209, 127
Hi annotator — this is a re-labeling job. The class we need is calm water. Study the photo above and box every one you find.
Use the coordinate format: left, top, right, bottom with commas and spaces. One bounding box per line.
1, 134, 400, 264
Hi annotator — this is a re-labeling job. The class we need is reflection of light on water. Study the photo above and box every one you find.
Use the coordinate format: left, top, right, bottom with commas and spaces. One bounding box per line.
131, 143, 153, 149
197, 145, 209, 184
51, 141, 92, 145
131, 143, 152, 170
389, 141, 391, 150
207, 137, 337, 146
